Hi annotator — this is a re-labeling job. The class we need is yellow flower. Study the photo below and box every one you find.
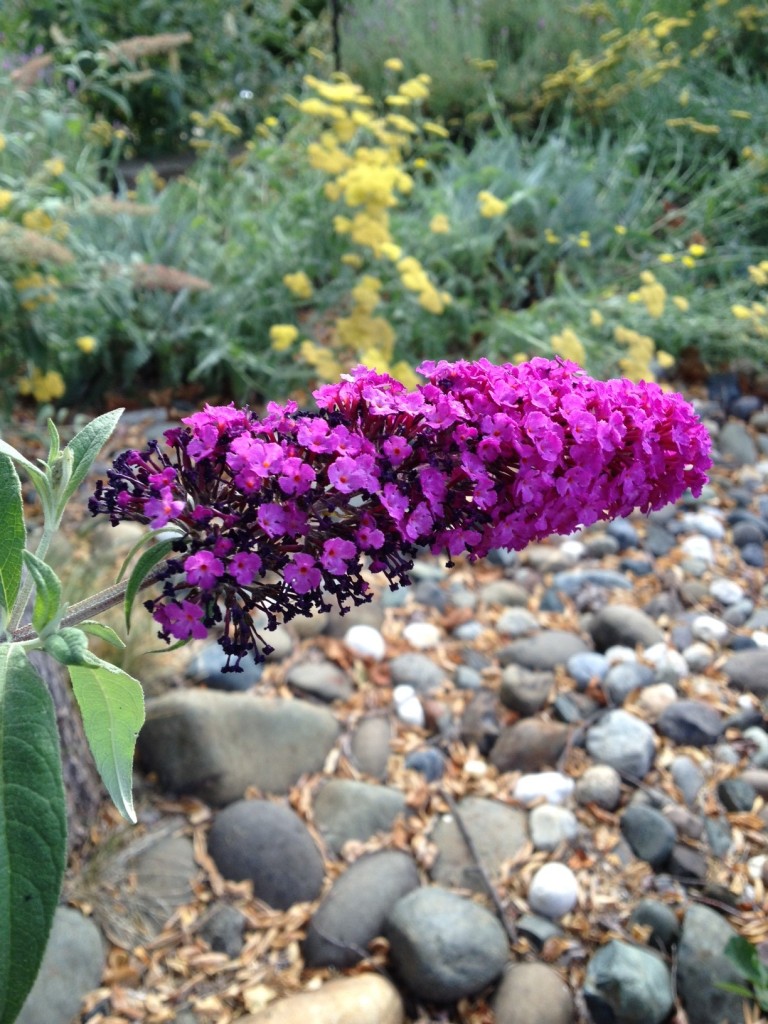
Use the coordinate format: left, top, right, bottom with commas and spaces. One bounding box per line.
687, 243, 707, 257
304, 74, 368, 105
640, 281, 666, 317
589, 308, 604, 328
18, 367, 66, 403
681, 255, 696, 268
748, 264, 768, 286
729, 109, 752, 120
469, 58, 497, 72
341, 252, 363, 268
424, 121, 449, 138
269, 324, 299, 351
76, 335, 98, 354
656, 350, 675, 368
551, 327, 586, 365
672, 295, 690, 311
398, 77, 430, 101
0, 133, 5, 151
385, 94, 411, 107
283, 270, 314, 300
379, 242, 402, 260
418, 287, 448, 314
390, 360, 419, 390
545, 228, 561, 244
478, 190, 507, 218
43, 157, 65, 177
384, 57, 404, 72
658, 253, 676, 264
0, 188, 14, 212
413, 157, 428, 169
577, 230, 591, 249
731, 304, 752, 320
22, 209, 54, 233
614, 224, 628, 235
429, 213, 450, 234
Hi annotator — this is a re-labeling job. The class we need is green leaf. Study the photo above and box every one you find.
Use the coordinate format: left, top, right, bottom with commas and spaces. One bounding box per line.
124, 540, 174, 631
117, 526, 177, 583
0, 644, 67, 1024
46, 420, 60, 464
0, 455, 26, 623
78, 621, 126, 650
0, 440, 53, 513
43, 627, 90, 666
56, 408, 123, 516
22, 552, 63, 636
725, 935, 762, 981
68, 657, 144, 822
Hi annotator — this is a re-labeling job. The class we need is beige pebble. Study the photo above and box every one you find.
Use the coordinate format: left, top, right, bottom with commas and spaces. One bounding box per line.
239, 974, 404, 1024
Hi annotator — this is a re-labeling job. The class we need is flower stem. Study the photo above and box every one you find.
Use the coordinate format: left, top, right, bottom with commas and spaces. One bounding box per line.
10, 564, 170, 643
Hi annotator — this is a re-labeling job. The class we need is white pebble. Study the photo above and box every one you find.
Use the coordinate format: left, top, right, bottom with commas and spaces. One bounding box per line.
681, 535, 714, 563
691, 614, 728, 645
754, 631, 768, 648
709, 579, 745, 605
681, 512, 725, 540
513, 771, 575, 807
464, 758, 487, 778
747, 855, 767, 881
392, 684, 425, 727
643, 643, 688, 683
604, 645, 637, 665
528, 862, 579, 919
344, 624, 386, 661
559, 539, 586, 560
636, 683, 678, 719
402, 621, 442, 650
683, 642, 715, 671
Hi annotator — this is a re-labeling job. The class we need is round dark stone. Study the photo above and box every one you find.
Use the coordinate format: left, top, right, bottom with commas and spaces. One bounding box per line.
405, 748, 446, 781
717, 778, 757, 812
657, 700, 723, 747
620, 804, 676, 869
741, 543, 766, 568
207, 800, 324, 910
732, 521, 765, 547
628, 899, 681, 952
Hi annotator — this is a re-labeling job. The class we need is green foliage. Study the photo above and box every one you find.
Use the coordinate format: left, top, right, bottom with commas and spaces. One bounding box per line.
720, 935, 768, 1012
337, 0, 604, 131
68, 656, 144, 823
0, 644, 66, 1024
0, 456, 25, 622
1, 0, 325, 156
0, 410, 154, 1021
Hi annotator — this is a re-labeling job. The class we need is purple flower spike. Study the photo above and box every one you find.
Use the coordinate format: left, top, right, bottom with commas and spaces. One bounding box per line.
89, 358, 712, 671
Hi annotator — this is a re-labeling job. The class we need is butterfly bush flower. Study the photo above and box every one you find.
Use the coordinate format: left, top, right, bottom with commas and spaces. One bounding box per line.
89, 358, 711, 671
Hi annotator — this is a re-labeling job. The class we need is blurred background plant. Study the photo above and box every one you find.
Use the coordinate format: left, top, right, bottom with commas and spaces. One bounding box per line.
0, 0, 765, 419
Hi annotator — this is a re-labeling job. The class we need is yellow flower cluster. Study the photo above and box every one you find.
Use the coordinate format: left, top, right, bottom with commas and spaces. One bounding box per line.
190, 109, 242, 137
551, 327, 586, 365
291, 68, 452, 383
614, 324, 658, 380
628, 270, 667, 318
76, 334, 98, 354
478, 190, 507, 218
17, 366, 66, 403
283, 270, 314, 300
731, 262, 768, 337
269, 324, 299, 352
14, 272, 60, 311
